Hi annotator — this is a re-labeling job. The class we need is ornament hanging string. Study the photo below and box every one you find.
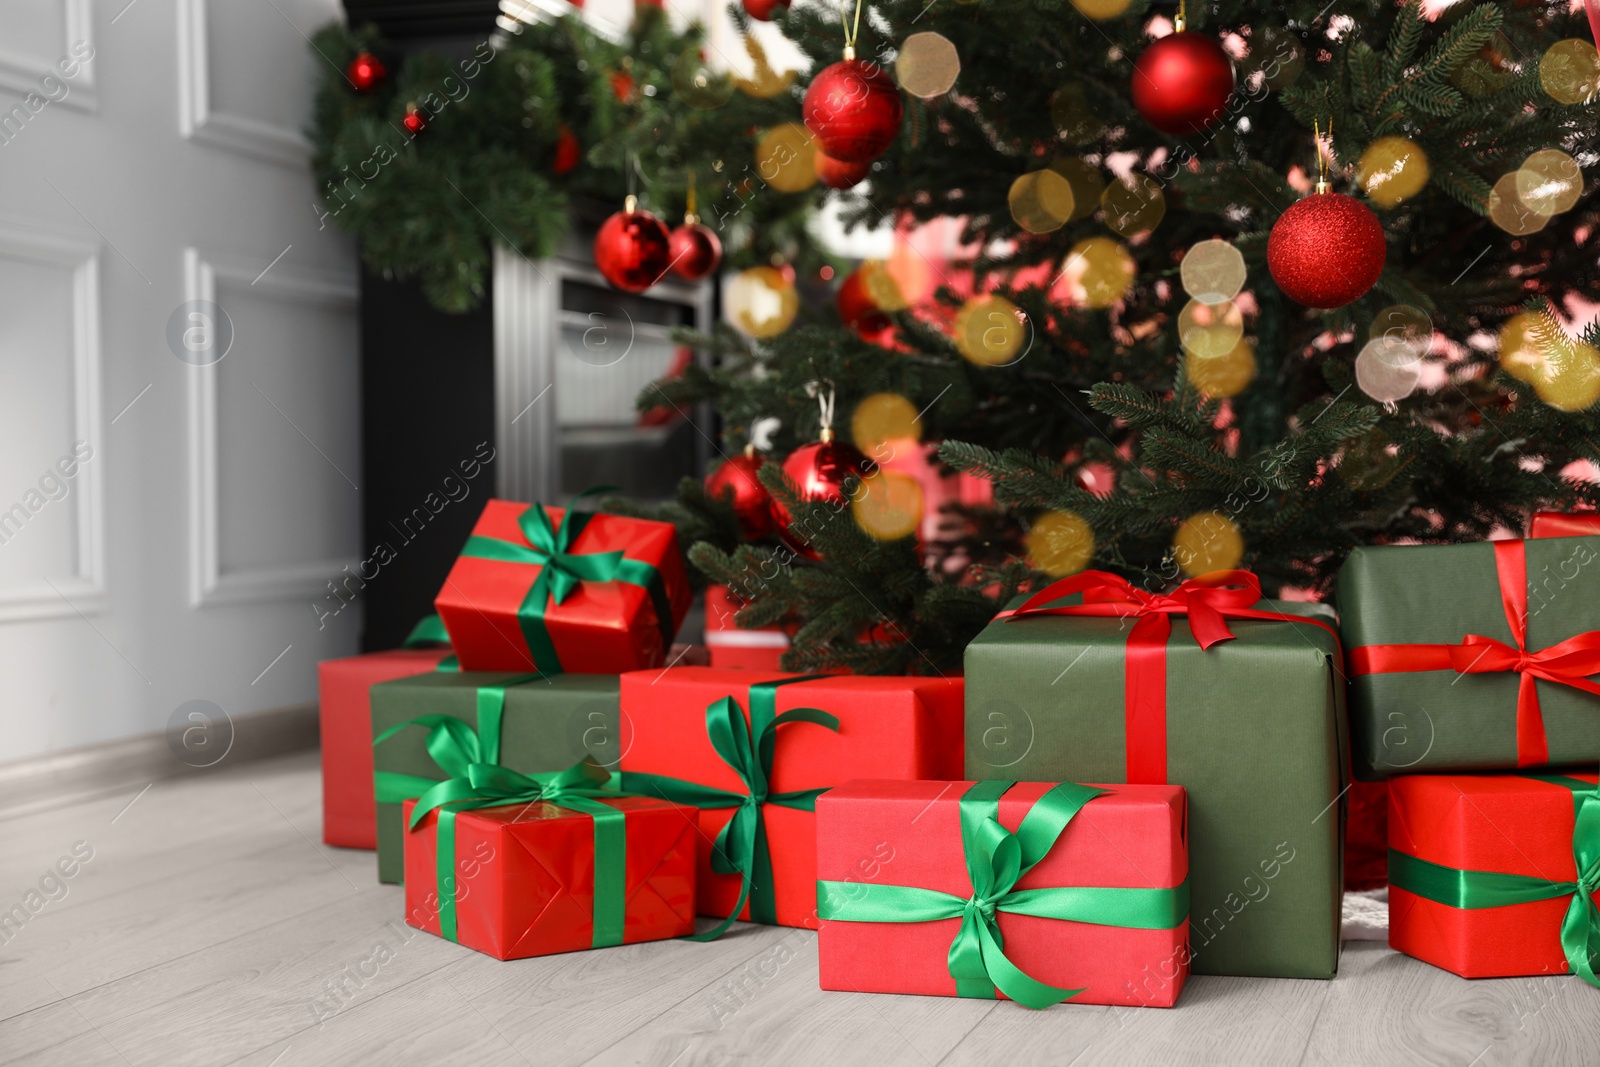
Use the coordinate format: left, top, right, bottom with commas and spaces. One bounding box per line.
1175, 0, 1185, 33
1313, 117, 1332, 194
807, 380, 838, 441
838, 0, 864, 61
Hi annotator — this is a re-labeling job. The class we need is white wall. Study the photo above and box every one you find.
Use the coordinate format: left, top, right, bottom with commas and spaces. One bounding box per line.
0, 0, 360, 761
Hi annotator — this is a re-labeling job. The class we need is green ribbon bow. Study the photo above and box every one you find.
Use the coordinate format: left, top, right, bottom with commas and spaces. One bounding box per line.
401, 614, 459, 672
407, 757, 630, 946
624, 677, 838, 940
1388, 772, 1600, 988
457, 489, 675, 672
816, 780, 1191, 1010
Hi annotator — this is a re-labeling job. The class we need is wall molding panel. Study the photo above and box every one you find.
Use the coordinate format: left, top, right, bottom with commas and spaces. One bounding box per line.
176, 0, 310, 167
0, 0, 97, 114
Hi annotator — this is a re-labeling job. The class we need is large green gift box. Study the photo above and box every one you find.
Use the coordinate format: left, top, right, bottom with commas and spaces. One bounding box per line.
1339, 536, 1600, 779
963, 570, 1347, 979
370, 671, 620, 883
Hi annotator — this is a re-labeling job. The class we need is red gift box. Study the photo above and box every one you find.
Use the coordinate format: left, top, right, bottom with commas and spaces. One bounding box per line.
401, 789, 698, 960
1530, 511, 1600, 539
318, 647, 451, 849
619, 667, 964, 931
1388, 771, 1600, 981
817, 779, 1190, 1008
435, 498, 691, 674
704, 584, 792, 671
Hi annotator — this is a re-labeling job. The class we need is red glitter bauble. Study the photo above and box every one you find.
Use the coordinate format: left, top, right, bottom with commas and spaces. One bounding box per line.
1267, 192, 1387, 309
402, 104, 426, 135
803, 59, 903, 164
1129, 32, 1235, 136
837, 269, 892, 341
594, 204, 671, 293
814, 151, 872, 190
347, 52, 386, 93
770, 437, 872, 557
553, 125, 581, 175
742, 0, 790, 19
705, 452, 773, 540
668, 221, 722, 282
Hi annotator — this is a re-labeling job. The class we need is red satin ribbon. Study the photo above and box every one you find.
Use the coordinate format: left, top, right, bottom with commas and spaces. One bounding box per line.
998, 569, 1342, 783
1347, 540, 1600, 767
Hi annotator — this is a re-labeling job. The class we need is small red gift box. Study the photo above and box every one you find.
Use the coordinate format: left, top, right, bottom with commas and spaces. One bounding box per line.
1530, 511, 1600, 539
318, 646, 451, 849
619, 668, 964, 931
435, 498, 691, 674
402, 788, 698, 960
1388, 771, 1600, 982
704, 584, 791, 671
817, 779, 1190, 1008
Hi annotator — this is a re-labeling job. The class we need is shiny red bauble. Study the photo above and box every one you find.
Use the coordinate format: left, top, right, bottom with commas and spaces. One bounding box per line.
803, 59, 903, 163
706, 452, 774, 540
1267, 192, 1387, 309
402, 104, 426, 135
668, 220, 722, 282
742, 0, 790, 19
814, 151, 873, 190
770, 436, 873, 557
1130, 32, 1235, 136
594, 203, 672, 293
553, 125, 581, 175
837, 269, 892, 341
348, 52, 386, 93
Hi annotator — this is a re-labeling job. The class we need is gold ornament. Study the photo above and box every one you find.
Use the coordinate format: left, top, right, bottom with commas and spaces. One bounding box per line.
1358, 136, 1430, 209
1178, 298, 1244, 359
1049, 83, 1103, 146
754, 123, 818, 194
1186, 338, 1256, 399
1252, 25, 1303, 89
1068, 0, 1131, 21
1049, 158, 1105, 222
1009, 169, 1076, 234
853, 471, 925, 541
1101, 173, 1165, 237
1180, 239, 1246, 306
1487, 172, 1549, 236
955, 295, 1027, 366
896, 31, 960, 98
1515, 149, 1582, 218
1027, 510, 1095, 577
1063, 237, 1135, 309
859, 259, 910, 312
851, 392, 923, 451
1370, 305, 1433, 358
1539, 39, 1600, 106
1173, 511, 1244, 577
726, 266, 798, 338
1535, 341, 1600, 412
734, 34, 797, 100
1355, 337, 1422, 405
1498, 312, 1546, 384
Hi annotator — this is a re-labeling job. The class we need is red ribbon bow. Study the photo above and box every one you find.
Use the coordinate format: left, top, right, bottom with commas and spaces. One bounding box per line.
1000, 569, 1340, 782
1349, 540, 1600, 767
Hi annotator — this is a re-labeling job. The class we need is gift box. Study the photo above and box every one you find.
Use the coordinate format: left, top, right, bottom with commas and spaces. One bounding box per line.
317, 617, 456, 849
1530, 511, 1600, 539
402, 759, 698, 959
435, 497, 691, 673
963, 570, 1346, 979
619, 667, 964, 932
704, 584, 791, 671
817, 778, 1190, 1008
371, 670, 621, 883
1388, 771, 1599, 984
1339, 538, 1600, 777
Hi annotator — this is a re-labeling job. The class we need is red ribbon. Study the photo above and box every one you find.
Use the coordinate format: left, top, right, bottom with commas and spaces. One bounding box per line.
998, 570, 1342, 782
1348, 540, 1600, 767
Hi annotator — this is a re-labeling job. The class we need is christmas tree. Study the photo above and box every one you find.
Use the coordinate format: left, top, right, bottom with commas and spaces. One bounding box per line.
658, 0, 1600, 674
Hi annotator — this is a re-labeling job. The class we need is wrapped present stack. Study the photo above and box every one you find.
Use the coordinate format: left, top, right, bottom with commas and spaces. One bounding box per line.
312, 493, 1600, 1005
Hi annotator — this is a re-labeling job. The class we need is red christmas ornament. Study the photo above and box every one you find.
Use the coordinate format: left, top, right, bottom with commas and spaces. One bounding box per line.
402, 103, 426, 135
706, 450, 774, 539
611, 70, 636, 104
1268, 191, 1387, 309
743, 0, 790, 20
803, 58, 903, 163
347, 52, 386, 93
553, 124, 581, 175
837, 268, 892, 341
668, 217, 722, 282
770, 432, 872, 556
814, 151, 872, 190
1130, 31, 1235, 136
594, 197, 672, 293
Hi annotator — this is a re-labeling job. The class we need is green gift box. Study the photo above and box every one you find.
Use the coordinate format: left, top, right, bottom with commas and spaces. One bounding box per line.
963, 570, 1347, 979
1339, 536, 1600, 779
370, 671, 621, 883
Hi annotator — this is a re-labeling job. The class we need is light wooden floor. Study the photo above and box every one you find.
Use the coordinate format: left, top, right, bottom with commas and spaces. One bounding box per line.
1, 751, 1596, 1067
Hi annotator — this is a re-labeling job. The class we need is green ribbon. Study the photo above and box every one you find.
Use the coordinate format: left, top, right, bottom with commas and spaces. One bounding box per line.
1388, 773, 1600, 988
457, 489, 675, 672
816, 780, 1191, 1010
407, 757, 630, 946
401, 614, 458, 671
624, 676, 837, 939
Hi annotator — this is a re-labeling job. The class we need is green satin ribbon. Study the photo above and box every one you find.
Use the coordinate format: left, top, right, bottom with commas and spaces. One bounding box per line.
1387, 773, 1600, 988
401, 614, 458, 671
624, 676, 837, 940
457, 489, 675, 672
407, 757, 629, 946
816, 780, 1191, 1010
